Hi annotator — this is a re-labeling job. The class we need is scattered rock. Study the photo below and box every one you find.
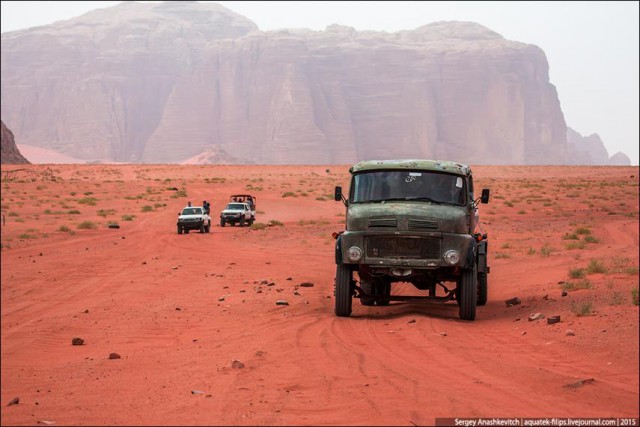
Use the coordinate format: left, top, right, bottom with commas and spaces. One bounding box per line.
505, 297, 521, 307
38, 421, 55, 425
275, 300, 289, 306
190, 390, 204, 395
218, 297, 225, 302
521, 331, 527, 335
83, 309, 89, 314
108, 353, 121, 360
7, 397, 19, 406
175, 307, 182, 311
566, 329, 575, 336
547, 315, 561, 325
407, 319, 416, 324
231, 360, 245, 369
299, 282, 314, 288
563, 378, 595, 389
286, 277, 293, 281
542, 294, 549, 300
108, 224, 120, 229
561, 291, 568, 297
528, 313, 545, 321
71, 337, 84, 346
440, 332, 447, 337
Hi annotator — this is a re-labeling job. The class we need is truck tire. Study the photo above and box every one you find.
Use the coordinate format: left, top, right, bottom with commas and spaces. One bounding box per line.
248, 218, 254, 226
458, 264, 477, 321
205, 221, 211, 233
200, 223, 205, 233
359, 281, 375, 306
185, 229, 189, 234
335, 264, 353, 317
220, 219, 225, 227
239, 218, 245, 227
376, 280, 391, 306
477, 271, 488, 306
177, 225, 182, 234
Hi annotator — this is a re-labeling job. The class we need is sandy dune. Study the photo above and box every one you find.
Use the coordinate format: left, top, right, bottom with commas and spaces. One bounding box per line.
1, 164, 638, 426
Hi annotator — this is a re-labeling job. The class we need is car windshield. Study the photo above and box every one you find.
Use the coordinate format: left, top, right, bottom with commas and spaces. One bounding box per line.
350, 171, 466, 205
226, 203, 246, 210
181, 208, 202, 215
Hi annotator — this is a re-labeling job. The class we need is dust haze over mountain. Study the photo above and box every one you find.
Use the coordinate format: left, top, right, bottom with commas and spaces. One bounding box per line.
0, 1, 634, 165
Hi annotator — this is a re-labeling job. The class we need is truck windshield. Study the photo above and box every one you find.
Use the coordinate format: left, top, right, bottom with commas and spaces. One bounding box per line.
182, 208, 202, 215
350, 171, 466, 205
226, 203, 246, 210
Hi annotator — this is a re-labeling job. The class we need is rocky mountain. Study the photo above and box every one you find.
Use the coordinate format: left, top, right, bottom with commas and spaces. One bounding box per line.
1, 120, 30, 164
566, 127, 630, 165
0, 1, 622, 165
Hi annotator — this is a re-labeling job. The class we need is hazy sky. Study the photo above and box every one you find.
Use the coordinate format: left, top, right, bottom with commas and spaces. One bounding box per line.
2, 1, 638, 165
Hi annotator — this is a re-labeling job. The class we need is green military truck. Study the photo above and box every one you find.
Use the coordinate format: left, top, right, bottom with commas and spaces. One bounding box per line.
333, 159, 490, 321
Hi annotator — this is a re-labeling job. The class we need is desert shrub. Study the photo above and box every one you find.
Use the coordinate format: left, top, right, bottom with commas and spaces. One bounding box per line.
571, 301, 594, 316
632, 287, 639, 306
575, 227, 591, 235
583, 235, 600, 244
540, 245, 553, 257
563, 233, 579, 240
141, 205, 154, 212
68, 210, 81, 215
268, 220, 284, 227
494, 252, 510, 259
18, 233, 36, 239
610, 291, 625, 306
282, 192, 297, 198
77, 221, 97, 230
561, 279, 592, 291
250, 222, 267, 230
500, 243, 511, 249
78, 197, 97, 206
121, 214, 136, 221
568, 267, 585, 279
586, 259, 607, 274
7, 212, 18, 217
97, 209, 116, 217
565, 241, 586, 250
527, 247, 536, 255
59, 225, 71, 232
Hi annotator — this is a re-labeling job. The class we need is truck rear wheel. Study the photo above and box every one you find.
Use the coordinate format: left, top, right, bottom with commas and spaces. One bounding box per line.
458, 264, 477, 321
177, 225, 182, 234
477, 271, 488, 306
335, 264, 353, 317
359, 281, 375, 306
220, 219, 225, 227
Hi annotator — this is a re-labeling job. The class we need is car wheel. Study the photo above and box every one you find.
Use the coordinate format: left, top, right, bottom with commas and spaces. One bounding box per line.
477, 271, 488, 306
177, 226, 182, 234
220, 219, 225, 227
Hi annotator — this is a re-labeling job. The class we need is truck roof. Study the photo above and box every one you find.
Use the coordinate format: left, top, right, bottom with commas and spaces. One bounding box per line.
349, 159, 471, 176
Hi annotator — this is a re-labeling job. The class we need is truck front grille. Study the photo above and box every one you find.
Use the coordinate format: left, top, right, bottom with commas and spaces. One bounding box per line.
366, 236, 441, 259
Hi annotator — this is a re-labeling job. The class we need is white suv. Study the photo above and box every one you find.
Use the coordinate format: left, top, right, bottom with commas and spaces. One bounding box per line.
177, 206, 211, 234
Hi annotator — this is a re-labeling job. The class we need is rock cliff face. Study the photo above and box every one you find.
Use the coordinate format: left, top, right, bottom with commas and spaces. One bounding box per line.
1, 2, 576, 165
1, 120, 30, 164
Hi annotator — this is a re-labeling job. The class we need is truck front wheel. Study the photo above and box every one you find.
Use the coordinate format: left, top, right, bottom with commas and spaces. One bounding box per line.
477, 271, 488, 306
335, 264, 353, 317
177, 225, 182, 234
458, 264, 477, 321
220, 219, 225, 227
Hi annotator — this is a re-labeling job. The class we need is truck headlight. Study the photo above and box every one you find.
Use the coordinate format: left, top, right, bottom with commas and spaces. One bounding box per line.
444, 250, 460, 265
347, 246, 363, 262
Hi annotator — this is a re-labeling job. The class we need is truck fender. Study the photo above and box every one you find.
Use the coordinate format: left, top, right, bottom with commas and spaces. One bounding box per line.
335, 235, 343, 265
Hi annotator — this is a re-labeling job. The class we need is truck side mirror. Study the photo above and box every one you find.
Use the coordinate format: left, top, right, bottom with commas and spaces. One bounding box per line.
334, 186, 342, 202
481, 188, 490, 204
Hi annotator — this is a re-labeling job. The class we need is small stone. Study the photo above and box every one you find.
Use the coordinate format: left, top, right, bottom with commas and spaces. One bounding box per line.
505, 297, 521, 307
528, 313, 545, 321
108, 353, 121, 359
521, 331, 527, 335
440, 332, 447, 337
407, 319, 416, 324
547, 315, 561, 325
218, 297, 225, 302
299, 282, 314, 288
191, 390, 204, 395
83, 309, 89, 314
276, 300, 289, 306
231, 360, 245, 369
7, 397, 19, 406
561, 291, 568, 297
566, 329, 575, 336
563, 378, 595, 389
38, 421, 55, 425
72, 337, 84, 346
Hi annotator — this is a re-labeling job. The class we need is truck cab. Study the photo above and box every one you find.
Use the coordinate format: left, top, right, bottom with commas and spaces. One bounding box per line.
333, 159, 490, 320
